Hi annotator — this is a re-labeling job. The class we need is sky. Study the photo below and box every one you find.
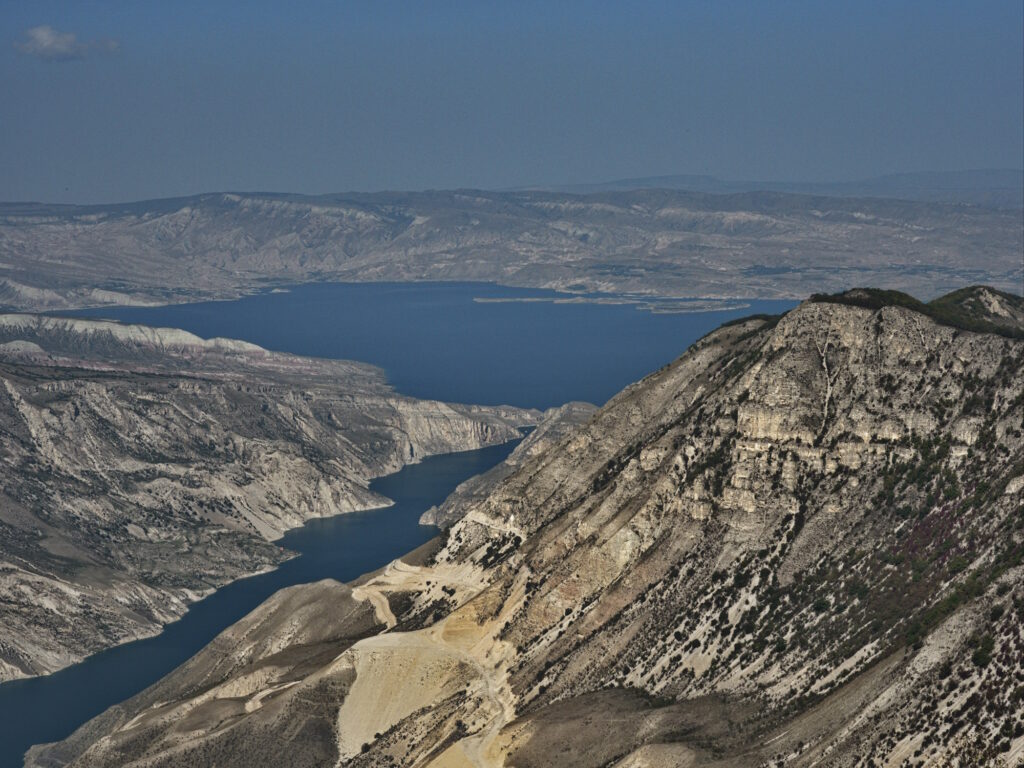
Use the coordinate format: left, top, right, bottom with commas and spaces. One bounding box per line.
1, 0, 1022, 204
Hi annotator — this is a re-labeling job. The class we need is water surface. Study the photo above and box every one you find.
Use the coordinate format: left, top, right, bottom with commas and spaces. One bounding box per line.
65, 282, 794, 409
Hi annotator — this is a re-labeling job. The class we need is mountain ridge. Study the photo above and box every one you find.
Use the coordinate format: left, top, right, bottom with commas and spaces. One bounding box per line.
1, 189, 1020, 313
540, 168, 1024, 209
28, 287, 1024, 767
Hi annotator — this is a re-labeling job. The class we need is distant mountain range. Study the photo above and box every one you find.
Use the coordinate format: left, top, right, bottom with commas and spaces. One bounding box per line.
542, 168, 1024, 209
1, 187, 1021, 314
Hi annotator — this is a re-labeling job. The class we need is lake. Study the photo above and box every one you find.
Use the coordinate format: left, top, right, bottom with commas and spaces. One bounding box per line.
2, 283, 795, 766
60, 282, 795, 409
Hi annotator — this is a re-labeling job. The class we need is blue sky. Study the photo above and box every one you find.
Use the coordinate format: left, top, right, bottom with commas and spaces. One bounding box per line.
1, 0, 1022, 203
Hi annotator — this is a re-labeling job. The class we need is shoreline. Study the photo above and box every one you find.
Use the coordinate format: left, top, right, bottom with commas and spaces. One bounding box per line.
0, 438, 523, 768
15, 278, 802, 317
0, 431, 523, 688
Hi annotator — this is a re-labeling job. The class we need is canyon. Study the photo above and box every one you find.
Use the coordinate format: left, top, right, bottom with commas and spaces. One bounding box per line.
0, 314, 535, 683
26, 286, 1024, 767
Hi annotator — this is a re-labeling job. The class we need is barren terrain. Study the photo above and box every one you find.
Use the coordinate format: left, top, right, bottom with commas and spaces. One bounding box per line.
0, 315, 535, 682
30, 287, 1024, 767
1, 190, 1020, 312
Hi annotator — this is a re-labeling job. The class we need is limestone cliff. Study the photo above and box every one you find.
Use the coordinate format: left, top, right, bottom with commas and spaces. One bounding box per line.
26, 287, 1024, 768
419, 402, 597, 529
0, 315, 535, 683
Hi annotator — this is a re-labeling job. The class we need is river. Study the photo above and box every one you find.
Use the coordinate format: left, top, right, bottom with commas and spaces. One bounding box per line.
0, 441, 519, 768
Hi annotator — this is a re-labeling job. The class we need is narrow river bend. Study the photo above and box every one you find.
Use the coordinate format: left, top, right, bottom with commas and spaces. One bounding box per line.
0, 441, 519, 768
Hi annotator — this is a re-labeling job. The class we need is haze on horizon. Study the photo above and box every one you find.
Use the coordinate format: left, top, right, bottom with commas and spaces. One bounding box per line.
1, 0, 1022, 205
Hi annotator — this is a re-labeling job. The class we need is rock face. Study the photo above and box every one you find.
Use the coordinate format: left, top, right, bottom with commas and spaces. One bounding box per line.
419, 401, 597, 529
1, 190, 1021, 312
0, 315, 535, 683
26, 288, 1024, 768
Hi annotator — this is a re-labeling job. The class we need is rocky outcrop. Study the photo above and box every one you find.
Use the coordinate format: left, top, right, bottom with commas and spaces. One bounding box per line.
25, 289, 1024, 768
419, 401, 596, 528
0, 315, 536, 683
1, 190, 1021, 312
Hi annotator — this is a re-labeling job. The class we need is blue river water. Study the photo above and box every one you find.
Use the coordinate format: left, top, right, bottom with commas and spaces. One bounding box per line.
0, 441, 518, 768
0, 283, 795, 766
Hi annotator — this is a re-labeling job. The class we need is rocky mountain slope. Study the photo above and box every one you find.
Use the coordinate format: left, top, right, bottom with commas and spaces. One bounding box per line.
1, 189, 1020, 312
0, 315, 535, 683
420, 402, 597, 529
26, 286, 1024, 768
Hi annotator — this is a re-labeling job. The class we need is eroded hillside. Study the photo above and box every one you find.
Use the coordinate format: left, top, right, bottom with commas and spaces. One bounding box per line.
0, 315, 534, 683
1, 190, 1021, 312
420, 401, 597, 529
28, 288, 1024, 768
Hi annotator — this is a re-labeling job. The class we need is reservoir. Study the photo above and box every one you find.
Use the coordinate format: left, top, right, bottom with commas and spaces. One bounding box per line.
59, 281, 794, 409
3, 283, 795, 766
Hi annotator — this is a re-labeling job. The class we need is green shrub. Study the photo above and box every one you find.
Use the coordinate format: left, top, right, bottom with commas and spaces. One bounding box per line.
846, 579, 869, 600
971, 634, 995, 667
